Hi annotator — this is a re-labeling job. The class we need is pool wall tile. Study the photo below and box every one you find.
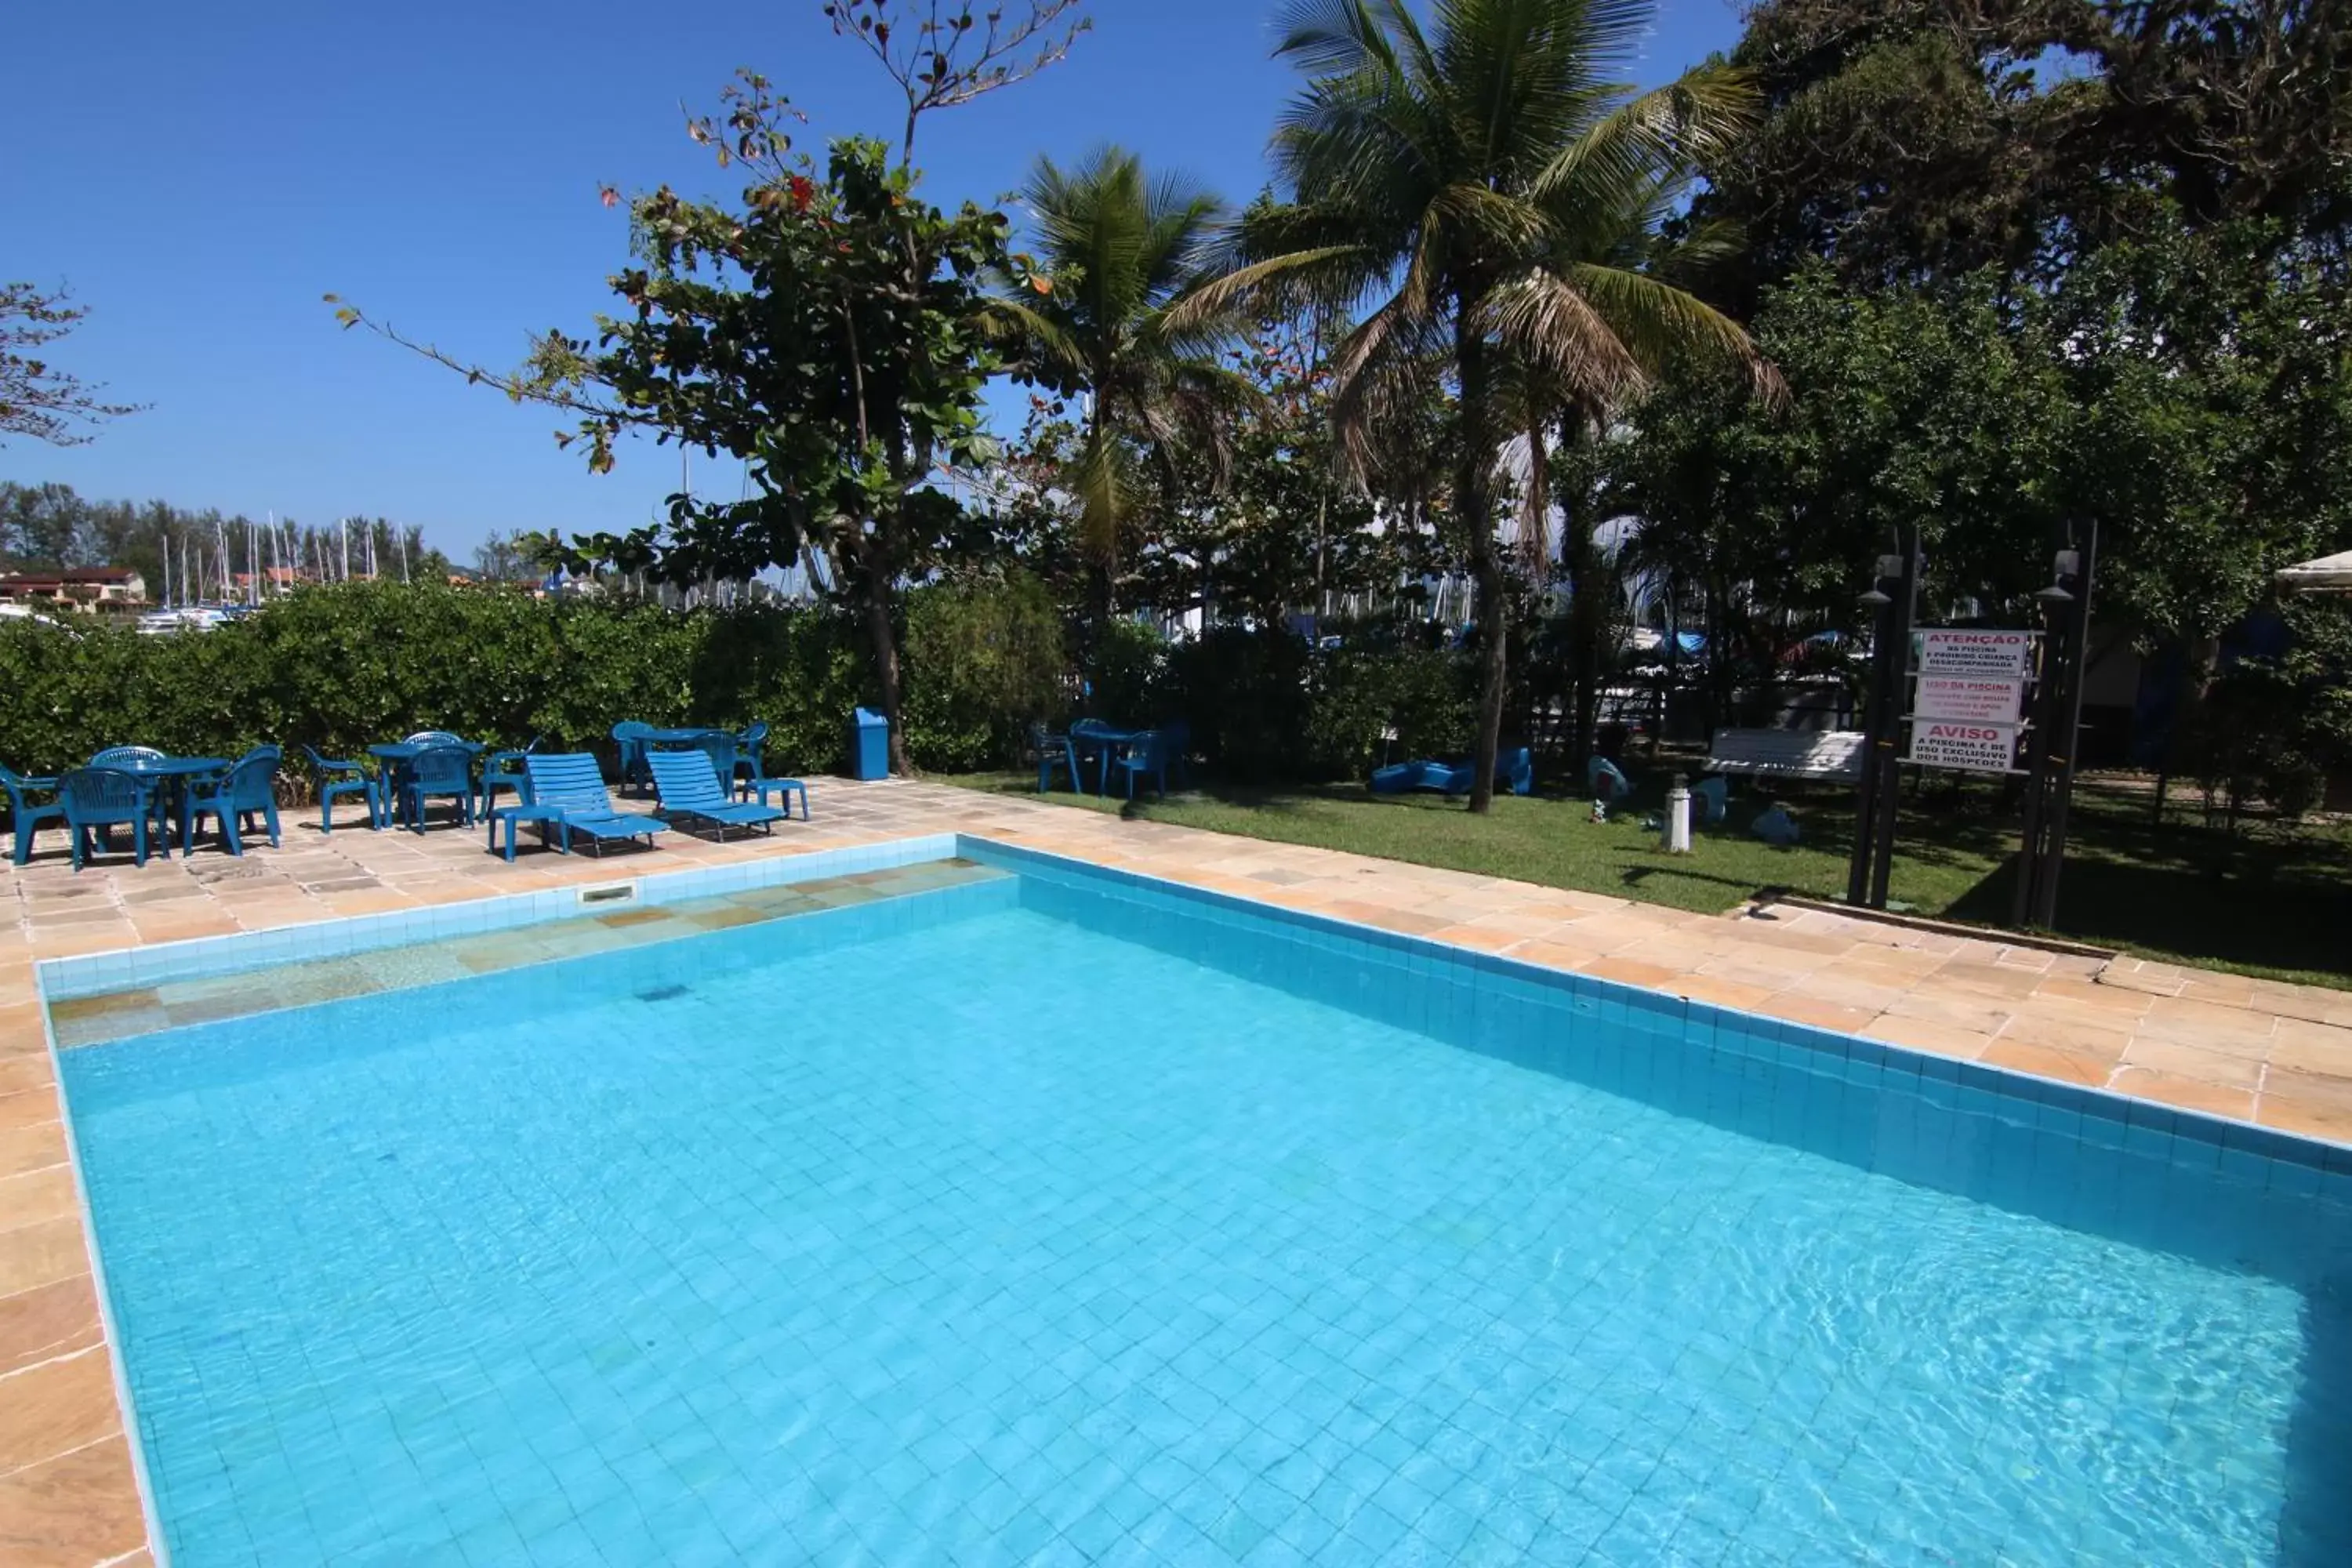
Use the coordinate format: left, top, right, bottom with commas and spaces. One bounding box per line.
964, 833, 2352, 1287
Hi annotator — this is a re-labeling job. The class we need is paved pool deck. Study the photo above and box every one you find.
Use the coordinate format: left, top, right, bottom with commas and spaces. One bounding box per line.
3, 776, 2348, 1564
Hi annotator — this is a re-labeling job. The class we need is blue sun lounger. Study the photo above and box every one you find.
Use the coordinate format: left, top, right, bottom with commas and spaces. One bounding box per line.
1370, 746, 1534, 797
647, 750, 790, 841
502, 754, 669, 861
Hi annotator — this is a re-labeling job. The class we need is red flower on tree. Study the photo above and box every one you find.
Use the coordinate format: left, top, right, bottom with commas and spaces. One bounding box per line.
788, 176, 815, 212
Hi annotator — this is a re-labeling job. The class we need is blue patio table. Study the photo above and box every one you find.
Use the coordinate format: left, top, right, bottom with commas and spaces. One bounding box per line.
368, 742, 487, 829
106, 756, 230, 858
1069, 722, 1142, 795
486, 802, 571, 862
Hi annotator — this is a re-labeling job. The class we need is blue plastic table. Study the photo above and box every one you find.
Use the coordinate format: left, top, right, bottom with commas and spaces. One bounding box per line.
1069, 724, 1142, 795
487, 803, 570, 862
368, 742, 486, 829
107, 756, 230, 856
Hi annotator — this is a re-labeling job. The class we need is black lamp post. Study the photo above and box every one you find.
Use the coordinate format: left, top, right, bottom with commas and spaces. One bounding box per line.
2013, 527, 2099, 928
1846, 528, 1919, 909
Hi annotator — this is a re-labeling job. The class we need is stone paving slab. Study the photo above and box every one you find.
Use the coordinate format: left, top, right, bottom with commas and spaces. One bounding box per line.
2, 775, 2347, 1564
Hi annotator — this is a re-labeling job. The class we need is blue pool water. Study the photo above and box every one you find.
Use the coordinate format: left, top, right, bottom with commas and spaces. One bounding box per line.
59, 858, 2352, 1566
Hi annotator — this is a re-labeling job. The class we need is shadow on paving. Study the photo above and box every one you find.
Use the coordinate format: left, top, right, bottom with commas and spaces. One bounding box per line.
1946, 848, 2352, 983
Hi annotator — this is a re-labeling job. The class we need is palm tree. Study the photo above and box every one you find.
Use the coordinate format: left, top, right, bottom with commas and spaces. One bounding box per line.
993, 147, 1259, 630
1190, 0, 1773, 811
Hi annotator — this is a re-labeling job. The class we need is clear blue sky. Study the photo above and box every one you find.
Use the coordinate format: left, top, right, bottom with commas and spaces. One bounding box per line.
1, 0, 1743, 561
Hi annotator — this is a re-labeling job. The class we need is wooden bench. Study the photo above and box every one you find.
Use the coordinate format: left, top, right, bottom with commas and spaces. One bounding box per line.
1704, 728, 1865, 784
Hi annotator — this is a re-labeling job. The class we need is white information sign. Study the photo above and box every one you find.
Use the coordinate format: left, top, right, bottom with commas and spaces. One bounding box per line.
1914, 673, 2027, 724
1917, 627, 2033, 679
1907, 720, 2020, 774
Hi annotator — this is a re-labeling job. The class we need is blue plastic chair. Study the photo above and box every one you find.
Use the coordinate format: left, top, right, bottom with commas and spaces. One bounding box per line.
479, 737, 540, 819
185, 747, 283, 855
402, 730, 463, 746
301, 745, 384, 833
733, 721, 769, 799
510, 753, 668, 858
1114, 731, 1171, 801
611, 722, 655, 796
648, 750, 789, 840
724, 720, 809, 816
1032, 721, 1080, 793
1693, 775, 1729, 826
1, 764, 66, 866
400, 745, 476, 834
86, 747, 173, 842
682, 731, 739, 793
57, 768, 155, 869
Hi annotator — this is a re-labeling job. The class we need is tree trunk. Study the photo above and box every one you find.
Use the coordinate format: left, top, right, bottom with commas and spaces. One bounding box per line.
863, 571, 909, 775
846, 533, 910, 776
2162, 633, 2224, 816
1457, 315, 1506, 814
1565, 506, 1604, 769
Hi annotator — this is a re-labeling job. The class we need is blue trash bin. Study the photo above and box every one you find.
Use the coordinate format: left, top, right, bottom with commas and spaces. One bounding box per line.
852, 708, 891, 781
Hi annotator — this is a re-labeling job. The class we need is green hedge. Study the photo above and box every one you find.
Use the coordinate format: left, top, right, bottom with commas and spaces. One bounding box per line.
899, 573, 1071, 772
0, 585, 865, 782
0, 583, 1476, 790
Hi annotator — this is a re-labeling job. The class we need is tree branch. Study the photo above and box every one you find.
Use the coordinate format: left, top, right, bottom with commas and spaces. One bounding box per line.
822, 0, 1093, 163
0, 281, 144, 448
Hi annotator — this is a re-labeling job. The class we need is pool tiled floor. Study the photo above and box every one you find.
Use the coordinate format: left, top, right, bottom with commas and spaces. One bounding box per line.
46, 859, 1007, 1050
2, 775, 2349, 1565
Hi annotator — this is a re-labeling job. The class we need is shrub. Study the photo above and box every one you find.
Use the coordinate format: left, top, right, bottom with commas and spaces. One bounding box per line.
0, 585, 866, 782
900, 572, 1070, 771
1085, 616, 1172, 728
0, 581, 1482, 792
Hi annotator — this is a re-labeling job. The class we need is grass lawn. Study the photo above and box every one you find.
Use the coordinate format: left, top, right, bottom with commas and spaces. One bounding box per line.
938, 767, 2352, 991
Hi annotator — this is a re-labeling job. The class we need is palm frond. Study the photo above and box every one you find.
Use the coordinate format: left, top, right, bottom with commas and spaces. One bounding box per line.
981, 296, 1086, 387
1529, 66, 1759, 213
1272, 0, 1402, 78
1475, 267, 1646, 413
1565, 262, 1784, 407
1069, 430, 1139, 568
1163, 244, 1370, 332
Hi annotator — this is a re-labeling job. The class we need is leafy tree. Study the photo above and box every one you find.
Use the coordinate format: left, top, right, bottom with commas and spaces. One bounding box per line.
1610, 267, 2070, 726
534, 105, 1020, 771
2043, 217, 2352, 664
1609, 216, 2352, 756
1134, 314, 1398, 628
342, 10, 1088, 775
0, 481, 447, 599
993, 147, 1257, 631
1196, 0, 1769, 811
1691, 0, 2352, 310
470, 530, 543, 585
0, 282, 142, 447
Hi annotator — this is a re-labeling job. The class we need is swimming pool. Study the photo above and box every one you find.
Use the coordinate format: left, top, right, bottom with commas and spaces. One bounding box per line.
53, 844, 2352, 1565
